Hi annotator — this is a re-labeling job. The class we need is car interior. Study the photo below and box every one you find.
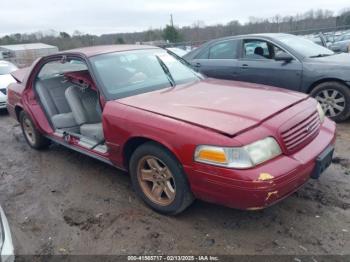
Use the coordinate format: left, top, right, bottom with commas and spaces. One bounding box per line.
34, 59, 106, 152
243, 40, 285, 60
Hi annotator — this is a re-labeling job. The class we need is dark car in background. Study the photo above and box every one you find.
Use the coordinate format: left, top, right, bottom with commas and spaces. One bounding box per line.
184, 33, 350, 122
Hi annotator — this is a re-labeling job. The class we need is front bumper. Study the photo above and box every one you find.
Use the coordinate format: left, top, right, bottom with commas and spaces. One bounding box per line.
185, 118, 336, 210
0, 206, 14, 262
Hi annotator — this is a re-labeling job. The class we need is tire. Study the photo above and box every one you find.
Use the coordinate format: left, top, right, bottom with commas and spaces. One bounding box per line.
129, 142, 194, 215
310, 81, 350, 122
19, 111, 50, 149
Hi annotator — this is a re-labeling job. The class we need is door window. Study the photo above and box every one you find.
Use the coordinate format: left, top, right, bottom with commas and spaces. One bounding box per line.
243, 40, 286, 60
197, 49, 209, 59
208, 40, 238, 59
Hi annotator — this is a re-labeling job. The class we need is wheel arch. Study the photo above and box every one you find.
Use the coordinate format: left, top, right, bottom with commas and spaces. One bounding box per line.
308, 78, 350, 93
14, 105, 24, 121
122, 136, 182, 171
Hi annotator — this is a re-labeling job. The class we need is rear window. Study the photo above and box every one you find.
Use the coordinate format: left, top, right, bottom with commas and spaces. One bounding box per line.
209, 40, 238, 59
37, 60, 87, 80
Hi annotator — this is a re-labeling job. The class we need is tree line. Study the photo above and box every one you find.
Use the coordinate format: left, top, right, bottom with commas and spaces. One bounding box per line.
0, 8, 350, 50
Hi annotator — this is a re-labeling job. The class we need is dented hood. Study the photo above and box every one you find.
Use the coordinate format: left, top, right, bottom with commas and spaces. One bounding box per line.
118, 79, 308, 136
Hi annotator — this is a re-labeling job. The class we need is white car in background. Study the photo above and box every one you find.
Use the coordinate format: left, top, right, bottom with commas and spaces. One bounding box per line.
0, 206, 14, 262
0, 61, 17, 110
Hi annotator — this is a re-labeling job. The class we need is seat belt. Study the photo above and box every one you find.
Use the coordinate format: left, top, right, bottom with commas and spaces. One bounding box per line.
90, 139, 106, 150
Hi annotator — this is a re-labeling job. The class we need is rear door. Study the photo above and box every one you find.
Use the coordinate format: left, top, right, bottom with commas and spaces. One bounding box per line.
189, 39, 241, 80
236, 38, 302, 91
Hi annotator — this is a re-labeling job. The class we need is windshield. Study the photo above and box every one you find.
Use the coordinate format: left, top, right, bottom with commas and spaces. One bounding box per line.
0, 62, 18, 75
277, 35, 334, 58
90, 49, 201, 99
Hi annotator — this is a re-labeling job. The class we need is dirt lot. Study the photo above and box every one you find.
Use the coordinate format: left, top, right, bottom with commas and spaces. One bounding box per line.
0, 110, 349, 256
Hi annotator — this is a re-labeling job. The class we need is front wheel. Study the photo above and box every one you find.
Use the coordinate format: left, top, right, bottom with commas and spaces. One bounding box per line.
310, 81, 350, 122
129, 142, 194, 215
20, 111, 50, 149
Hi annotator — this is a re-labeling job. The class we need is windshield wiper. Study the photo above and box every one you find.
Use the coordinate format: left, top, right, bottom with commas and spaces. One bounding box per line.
309, 54, 333, 58
155, 55, 176, 87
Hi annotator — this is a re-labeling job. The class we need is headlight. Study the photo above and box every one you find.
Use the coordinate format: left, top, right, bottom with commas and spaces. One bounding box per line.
195, 137, 282, 169
317, 102, 325, 123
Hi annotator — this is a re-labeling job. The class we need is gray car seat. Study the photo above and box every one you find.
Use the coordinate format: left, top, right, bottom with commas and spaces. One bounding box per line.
36, 77, 77, 129
65, 85, 104, 141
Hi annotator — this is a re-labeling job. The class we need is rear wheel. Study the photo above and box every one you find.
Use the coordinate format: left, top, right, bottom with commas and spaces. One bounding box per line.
129, 142, 194, 215
310, 81, 350, 122
20, 111, 50, 149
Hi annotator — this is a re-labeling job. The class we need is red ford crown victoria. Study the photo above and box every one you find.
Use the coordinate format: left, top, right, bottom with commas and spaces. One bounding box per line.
7, 45, 335, 215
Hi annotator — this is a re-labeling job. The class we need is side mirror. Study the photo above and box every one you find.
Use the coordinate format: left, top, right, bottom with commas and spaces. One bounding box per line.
275, 52, 293, 62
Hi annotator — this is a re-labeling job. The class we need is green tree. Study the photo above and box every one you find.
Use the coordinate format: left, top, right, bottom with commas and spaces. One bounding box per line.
2, 35, 16, 45
342, 11, 350, 25
59, 32, 71, 39
162, 25, 182, 43
335, 9, 350, 26
116, 37, 125, 44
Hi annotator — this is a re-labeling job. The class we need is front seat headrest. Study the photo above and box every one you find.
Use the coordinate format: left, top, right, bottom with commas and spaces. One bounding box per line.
254, 46, 264, 56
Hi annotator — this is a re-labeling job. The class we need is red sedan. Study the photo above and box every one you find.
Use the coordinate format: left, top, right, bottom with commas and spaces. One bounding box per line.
6, 45, 336, 215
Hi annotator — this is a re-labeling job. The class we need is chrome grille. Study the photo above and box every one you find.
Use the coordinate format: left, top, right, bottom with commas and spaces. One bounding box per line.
281, 111, 321, 153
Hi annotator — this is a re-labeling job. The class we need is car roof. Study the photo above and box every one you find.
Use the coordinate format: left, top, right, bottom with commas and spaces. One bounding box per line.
60, 44, 160, 58
206, 33, 291, 43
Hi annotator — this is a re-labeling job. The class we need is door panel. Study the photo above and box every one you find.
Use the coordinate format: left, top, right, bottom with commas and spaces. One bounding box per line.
190, 39, 240, 80
192, 58, 239, 80
237, 59, 302, 90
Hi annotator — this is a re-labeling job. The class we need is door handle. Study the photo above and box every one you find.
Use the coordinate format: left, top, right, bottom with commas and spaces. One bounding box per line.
194, 62, 201, 68
241, 64, 249, 68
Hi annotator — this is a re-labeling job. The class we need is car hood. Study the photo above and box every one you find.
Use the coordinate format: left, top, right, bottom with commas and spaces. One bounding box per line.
118, 79, 308, 136
0, 74, 16, 90
307, 53, 350, 64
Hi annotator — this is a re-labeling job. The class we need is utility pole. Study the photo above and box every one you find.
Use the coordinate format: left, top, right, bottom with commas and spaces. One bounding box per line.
170, 14, 174, 27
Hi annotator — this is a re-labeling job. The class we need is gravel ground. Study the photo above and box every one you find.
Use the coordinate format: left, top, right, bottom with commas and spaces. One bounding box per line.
0, 110, 349, 256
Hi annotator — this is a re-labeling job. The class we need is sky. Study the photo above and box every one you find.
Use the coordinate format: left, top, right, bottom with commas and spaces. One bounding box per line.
0, 0, 349, 36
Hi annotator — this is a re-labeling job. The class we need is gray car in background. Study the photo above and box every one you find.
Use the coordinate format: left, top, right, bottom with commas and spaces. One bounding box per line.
184, 33, 350, 122
329, 33, 350, 53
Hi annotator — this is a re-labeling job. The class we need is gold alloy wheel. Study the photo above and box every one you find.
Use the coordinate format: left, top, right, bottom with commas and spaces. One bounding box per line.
23, 117, 36, 145
137, 155, 176, 206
